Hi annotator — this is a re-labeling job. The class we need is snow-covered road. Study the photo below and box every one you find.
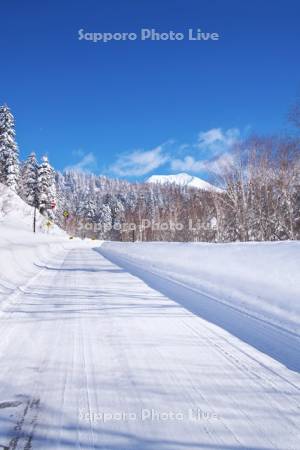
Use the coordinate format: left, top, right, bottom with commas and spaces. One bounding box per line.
0, 246, 299, 449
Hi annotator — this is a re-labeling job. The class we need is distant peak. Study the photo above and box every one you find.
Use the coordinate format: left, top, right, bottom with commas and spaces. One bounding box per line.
146, 173, 222, 192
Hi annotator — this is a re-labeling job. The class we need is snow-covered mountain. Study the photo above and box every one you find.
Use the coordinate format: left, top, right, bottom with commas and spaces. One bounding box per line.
146, 172, 222, 192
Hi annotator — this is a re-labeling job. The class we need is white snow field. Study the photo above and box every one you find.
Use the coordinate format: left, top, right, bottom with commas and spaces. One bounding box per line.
100, 241, 300, 334
146, 172, 223, 192
0, 188, 299, 449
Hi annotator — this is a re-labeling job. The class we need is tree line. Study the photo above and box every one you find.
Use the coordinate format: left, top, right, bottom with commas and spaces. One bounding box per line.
0, 103, 299, 241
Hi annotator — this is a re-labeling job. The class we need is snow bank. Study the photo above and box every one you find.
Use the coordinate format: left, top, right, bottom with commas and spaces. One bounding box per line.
0, 183, 70, 308
100, 241, 300, 334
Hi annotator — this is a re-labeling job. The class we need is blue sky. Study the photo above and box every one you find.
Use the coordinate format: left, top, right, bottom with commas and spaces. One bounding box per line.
1, 0, 300, 181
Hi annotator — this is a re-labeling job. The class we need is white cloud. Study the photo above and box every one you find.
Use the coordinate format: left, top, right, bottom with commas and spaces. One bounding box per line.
204, 152, 236, 175
169, 127, 240, 175
197, 127, 240, 154
171, 156, 206, 172
65, 127, 241, 178
110, 145, 168, 177
65, 152, 98, 172
170, 152, 235, 175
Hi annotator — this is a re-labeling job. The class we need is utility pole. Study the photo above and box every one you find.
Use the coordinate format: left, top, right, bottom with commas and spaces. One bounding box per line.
138, 193, 145, 241
33, 195, 39, 233
33, 205, 37, 233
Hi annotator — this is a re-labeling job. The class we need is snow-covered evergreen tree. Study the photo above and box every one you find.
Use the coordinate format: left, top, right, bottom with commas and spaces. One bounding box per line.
99, 203, 112, 238
37, 156, 56, 216
110, 196, 125, 239
0, 105, 19, 191
77, 196, 97, 221
20, 152, 38, 206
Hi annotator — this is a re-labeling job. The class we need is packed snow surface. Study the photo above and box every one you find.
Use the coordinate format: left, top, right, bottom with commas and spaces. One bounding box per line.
100, 241, 300, 334
100, 240, 300, 375
0, 186, 299, 449
0, 244, 299, 449
146, 172, 222, 191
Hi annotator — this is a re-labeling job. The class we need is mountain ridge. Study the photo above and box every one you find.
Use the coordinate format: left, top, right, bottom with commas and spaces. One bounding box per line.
146, 172, 222, 192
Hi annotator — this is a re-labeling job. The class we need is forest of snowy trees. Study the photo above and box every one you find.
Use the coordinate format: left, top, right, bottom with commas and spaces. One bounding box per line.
0, 103, 299, 242
0, 105, 57, 222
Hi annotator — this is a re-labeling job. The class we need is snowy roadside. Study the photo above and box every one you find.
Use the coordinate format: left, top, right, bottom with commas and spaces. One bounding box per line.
0, 183, 71, 310
0, 227, 71, 311
99, 241, 300, 335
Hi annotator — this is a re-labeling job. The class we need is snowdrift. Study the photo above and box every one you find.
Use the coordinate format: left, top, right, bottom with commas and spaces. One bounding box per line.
100, 241, 300, 334
0, 183, 69, 308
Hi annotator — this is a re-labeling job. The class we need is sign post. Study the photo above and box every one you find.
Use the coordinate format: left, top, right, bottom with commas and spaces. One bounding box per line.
63, 210, 69, 230
33, 200, 56, 233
